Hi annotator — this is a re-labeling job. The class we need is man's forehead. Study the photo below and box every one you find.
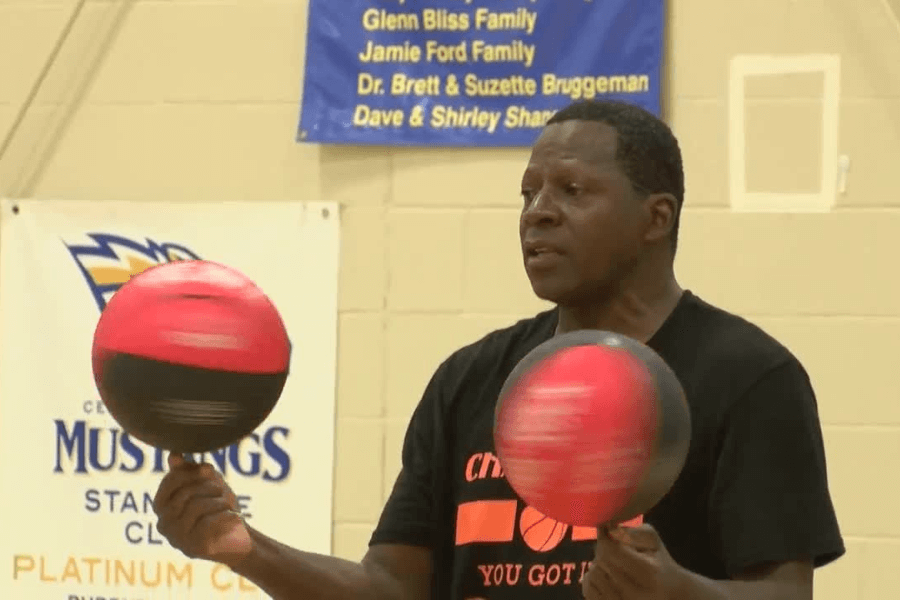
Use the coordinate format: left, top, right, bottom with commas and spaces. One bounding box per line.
528, 121, 618, 167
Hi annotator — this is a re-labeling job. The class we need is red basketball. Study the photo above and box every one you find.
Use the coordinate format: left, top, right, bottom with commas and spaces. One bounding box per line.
91, 260, 291, 454
494, 330, 690, 527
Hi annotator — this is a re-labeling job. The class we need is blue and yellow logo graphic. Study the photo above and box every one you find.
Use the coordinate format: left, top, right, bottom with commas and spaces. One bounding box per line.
65, 233, 201, 311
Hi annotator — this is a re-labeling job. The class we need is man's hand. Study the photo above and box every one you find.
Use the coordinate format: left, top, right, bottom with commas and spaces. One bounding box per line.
582, 524, 686, 600
153, 454, 253, 566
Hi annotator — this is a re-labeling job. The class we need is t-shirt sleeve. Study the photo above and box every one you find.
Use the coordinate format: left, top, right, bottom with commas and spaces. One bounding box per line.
710, 358, 845, 576
369, 363, 449, 549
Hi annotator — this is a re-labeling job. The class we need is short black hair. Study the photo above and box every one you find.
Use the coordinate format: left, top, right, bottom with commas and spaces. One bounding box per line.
546, 99, 685, 252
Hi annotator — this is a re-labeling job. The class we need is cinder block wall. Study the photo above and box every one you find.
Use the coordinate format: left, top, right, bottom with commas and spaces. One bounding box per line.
1, 1, 896, 597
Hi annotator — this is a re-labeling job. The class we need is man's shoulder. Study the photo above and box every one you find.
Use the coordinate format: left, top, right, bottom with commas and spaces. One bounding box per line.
679, 293, 809, 392
692, 295, 789, 353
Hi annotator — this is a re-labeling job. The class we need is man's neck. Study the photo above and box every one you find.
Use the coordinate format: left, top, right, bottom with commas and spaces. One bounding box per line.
555, 276, 683, 343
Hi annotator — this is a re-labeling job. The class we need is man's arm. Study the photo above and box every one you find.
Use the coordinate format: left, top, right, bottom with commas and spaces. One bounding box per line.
152, 341, 455, 600
231, 532, 432, 600
685, 360, 844, 600
679, 560, 813, 600
585, 358, 842, 600
684, 358, 842, 599
228, 354, 455, 600
586, 525, 814, 600
709, 359, 844, 574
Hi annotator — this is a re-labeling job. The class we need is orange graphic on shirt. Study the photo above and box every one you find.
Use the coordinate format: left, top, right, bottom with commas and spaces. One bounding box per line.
456, 500, 518, 546
457, 451, 644, 549
519, 506, 569, 552
455, 499, 644, 548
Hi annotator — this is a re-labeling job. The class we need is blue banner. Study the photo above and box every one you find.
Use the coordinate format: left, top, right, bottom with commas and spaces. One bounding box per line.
298, 0, 665, 147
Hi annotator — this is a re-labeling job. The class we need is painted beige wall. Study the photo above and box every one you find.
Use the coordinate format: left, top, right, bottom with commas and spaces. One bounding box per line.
1, 0, 897, 597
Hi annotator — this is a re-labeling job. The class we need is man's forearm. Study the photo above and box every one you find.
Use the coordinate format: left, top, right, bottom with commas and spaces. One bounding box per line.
230, 528, 397, 600
677, 568, 811, 600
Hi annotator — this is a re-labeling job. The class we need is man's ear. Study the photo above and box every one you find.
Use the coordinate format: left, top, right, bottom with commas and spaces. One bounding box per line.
643, 193, 677, 243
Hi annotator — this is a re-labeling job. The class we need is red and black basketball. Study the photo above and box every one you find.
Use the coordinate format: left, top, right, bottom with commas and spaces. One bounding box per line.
91, 260, 291, 454
494, 330, 691, 527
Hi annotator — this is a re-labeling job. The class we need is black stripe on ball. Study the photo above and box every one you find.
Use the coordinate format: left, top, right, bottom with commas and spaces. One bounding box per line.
98, 353, 287, 454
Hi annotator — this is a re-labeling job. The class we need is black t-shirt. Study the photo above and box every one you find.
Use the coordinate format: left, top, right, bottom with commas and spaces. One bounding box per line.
370, 291, 845, 600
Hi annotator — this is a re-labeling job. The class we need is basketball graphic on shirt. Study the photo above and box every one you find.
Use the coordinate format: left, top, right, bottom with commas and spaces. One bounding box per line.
519, 506, 568, 552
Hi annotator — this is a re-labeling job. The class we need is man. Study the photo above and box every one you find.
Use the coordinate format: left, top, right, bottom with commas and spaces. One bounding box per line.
152, 99, 844, 599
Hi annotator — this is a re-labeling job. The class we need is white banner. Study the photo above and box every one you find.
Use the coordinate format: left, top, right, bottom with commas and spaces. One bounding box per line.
0, 199, 340, 600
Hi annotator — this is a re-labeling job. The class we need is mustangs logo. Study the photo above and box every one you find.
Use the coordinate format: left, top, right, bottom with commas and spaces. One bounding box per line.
65, 233, 201, 311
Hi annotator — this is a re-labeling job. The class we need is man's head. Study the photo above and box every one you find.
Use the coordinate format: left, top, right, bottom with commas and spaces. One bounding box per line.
519, 99, 685, 307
